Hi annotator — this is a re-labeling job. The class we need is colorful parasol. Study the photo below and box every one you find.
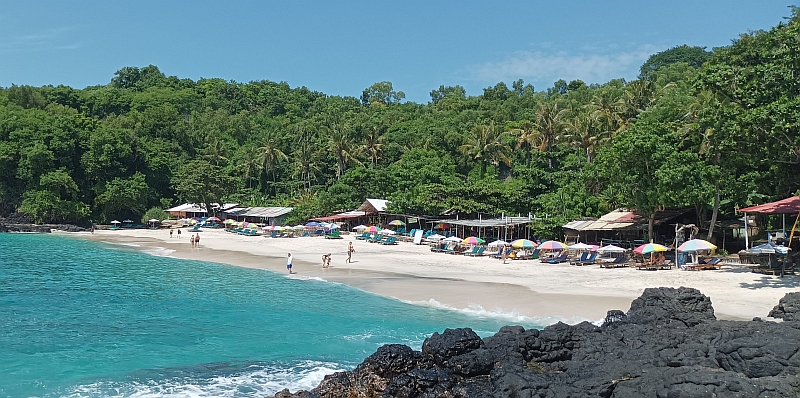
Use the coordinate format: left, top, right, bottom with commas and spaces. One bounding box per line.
538, 240, 566, 251
633, 243, 670, 255
677, 239, 717, 252
462, 236, 485, 245
388, 220, 405, 226
511, 239, 538, 249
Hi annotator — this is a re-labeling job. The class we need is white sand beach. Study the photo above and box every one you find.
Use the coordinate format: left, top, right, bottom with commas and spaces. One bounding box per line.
72, 228, 800, 324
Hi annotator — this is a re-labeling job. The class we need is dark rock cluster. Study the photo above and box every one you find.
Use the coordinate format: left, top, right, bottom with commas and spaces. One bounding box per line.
273, 287, 800, 397
0, 213, 86, 233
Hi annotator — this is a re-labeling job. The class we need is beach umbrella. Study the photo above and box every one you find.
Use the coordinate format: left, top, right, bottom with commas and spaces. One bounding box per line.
110, 220, 121, 224
444, 236, 462, 242
207, 216, 220, 221
148, 218, 159, 223
187, 219, 197, 225
224, 219, 235, 224
462, 236, 485, 245
568, 242, 594, 251
388, 219, 405, 226
633, 243, 669, 255
428, 233, 446, 240
161, 219, 171, 224
353, 225, 368, 231
597, 245, 626, 254
328, 223, 340, 229
380, 229, 396, 235
538, 240, 566, 251
678, 239, 718, 252
488, 239, 510, 247
435, 223, 450, 229
367, 226, 381, 233
293, 224, 305, 230
511, 239, 538, 249
305, 221, 320, 227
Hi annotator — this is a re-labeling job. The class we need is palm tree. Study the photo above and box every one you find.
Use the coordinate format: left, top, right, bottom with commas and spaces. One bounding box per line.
202, 138, 229, 166
236, 146, 263, 189
562, 108, 605, 163
459, 122, 513, 179
258, 129, 288, 194
506, 119, 539, 164
530, 101, 568, 168
360, 127, 385, 168
292, 139, 320, 192
327, 123, 363, 179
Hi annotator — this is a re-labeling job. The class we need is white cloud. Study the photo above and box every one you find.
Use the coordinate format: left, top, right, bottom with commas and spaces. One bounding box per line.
468, 45, 659, 86
0, 27, 82, 54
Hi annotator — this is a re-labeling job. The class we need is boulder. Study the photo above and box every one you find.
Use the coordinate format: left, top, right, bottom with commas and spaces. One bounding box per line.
768, 292, 800, 321
273, 288, 800, 398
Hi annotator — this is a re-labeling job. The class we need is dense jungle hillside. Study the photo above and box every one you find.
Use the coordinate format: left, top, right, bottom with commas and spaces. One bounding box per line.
1, 11, 800, 240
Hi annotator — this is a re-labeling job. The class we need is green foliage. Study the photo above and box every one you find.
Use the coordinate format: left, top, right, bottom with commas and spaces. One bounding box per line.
141, 207, 170, 224
2, 12, 800, 231
640, 45, 711, 79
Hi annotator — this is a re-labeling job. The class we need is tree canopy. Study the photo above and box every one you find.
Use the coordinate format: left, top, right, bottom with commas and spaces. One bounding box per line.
1, 12, 800, 240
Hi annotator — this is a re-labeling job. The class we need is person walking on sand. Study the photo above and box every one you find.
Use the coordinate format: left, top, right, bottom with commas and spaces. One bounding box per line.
170, 229, 173, 238
346, 242, 354, 263
287, 253, 294, 274
501, 246, 509, 264
190, 234, 195, 248
177, 229, 181, 238
322, 253, 331, 268
194, 233, 200, 247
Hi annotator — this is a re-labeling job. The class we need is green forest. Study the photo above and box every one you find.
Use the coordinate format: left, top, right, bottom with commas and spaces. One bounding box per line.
2, 11, 800, 240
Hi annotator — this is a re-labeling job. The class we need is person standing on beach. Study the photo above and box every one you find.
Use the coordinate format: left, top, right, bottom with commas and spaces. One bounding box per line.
322, 253, 331, 268
287, 253, 294, 274
190, 235, 195, 248
170, 229, 173, 238
195, 233, 200, 247
346, 242, 354, 263
177, 229, 181, 238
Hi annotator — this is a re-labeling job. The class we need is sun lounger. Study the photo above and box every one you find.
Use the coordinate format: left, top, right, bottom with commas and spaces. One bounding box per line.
324, 230, 342, 239
569, 252, 590, 265
380, 236, 398, 245
572, 252, 598, 266
546, 254, 569, 264
600, 257, 630, 268
355, 232, 370, 240
459, 246, 480, 256
464, 246, 486, 257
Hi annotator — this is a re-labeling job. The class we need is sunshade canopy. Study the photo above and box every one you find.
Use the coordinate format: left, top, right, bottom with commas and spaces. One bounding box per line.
738, 196, 800, 214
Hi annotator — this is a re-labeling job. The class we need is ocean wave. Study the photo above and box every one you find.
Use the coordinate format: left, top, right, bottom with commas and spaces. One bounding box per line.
400, 298, 588, 326
61, 360, 346, 398
142, 246, 176, 257
286, 275, 329, 283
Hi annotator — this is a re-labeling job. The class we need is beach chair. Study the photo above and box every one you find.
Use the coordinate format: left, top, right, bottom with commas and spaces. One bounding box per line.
464, 247, 486, 257
324, 230, 342, 239
355, 232, 370, 240
460, 246, 480, 256
569, 252, 590, 265
396, 227, 406, 235
381, 236, 398, 245
546, 254, 569, 264
573, 252, 598, 266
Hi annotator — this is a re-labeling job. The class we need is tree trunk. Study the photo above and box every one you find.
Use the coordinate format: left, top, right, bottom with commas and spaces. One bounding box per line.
707, 183, 720, 240
648, 213, 655, 243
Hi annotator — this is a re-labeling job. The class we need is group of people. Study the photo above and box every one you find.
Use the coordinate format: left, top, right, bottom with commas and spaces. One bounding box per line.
287, 242, 356, 274
168, 228, 200, 248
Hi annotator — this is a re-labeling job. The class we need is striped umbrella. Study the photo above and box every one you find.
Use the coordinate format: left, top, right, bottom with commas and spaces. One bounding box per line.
224, 219, 235, 225
511, 239, 538, 249
538, 240, 566, 251
462, 236, 485, 245
388, 220, 405, 226
633, 243, 669, 255
678, 239, 717, 252
367, 226, 381, 233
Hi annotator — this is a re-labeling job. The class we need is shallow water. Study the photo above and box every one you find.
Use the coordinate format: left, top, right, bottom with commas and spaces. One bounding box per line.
0, 233, 544, 397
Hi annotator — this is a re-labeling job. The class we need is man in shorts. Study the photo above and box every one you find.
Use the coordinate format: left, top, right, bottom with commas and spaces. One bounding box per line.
287, 253, 293, 274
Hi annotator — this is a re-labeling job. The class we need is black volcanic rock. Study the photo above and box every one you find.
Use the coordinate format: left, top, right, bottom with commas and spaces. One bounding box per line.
273, 287, 800, 397
769, 292, 800, 321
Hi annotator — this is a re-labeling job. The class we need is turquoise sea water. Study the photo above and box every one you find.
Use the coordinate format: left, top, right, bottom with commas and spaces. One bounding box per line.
0, 233, 542, 397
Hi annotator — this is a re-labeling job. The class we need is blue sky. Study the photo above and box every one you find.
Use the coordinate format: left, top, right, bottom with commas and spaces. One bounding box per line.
0, 1, 792, 103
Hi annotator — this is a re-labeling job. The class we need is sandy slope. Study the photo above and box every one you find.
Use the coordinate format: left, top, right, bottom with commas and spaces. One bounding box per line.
68, 228, 800, 324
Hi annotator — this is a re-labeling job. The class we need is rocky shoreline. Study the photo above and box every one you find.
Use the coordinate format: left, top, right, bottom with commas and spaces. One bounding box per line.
274, 287, 800, 397
0, 212, 86, 233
